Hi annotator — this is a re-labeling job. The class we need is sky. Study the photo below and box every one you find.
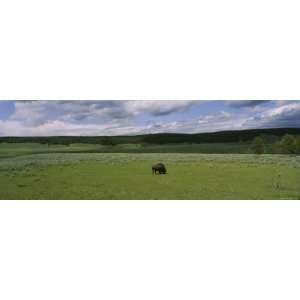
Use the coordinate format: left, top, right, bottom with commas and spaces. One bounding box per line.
0, 100, 300, 136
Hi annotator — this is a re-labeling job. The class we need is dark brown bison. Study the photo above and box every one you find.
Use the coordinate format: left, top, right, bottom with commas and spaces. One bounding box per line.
152, 163, 167, 174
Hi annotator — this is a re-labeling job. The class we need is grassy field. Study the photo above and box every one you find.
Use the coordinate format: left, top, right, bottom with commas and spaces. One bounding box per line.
0, 141, 251, 157
0, 147, 299, 199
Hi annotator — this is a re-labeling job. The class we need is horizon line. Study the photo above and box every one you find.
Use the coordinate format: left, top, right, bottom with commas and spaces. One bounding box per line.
1, 127, 300, 138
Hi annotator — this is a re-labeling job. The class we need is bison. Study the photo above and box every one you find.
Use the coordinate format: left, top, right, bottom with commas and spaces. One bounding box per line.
152, 163, 167, 174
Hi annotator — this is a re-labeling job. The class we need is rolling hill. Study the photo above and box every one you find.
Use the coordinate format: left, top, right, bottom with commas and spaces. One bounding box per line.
0, 127, 300, 145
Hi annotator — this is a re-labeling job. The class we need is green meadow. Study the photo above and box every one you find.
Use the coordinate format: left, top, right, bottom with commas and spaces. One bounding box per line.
0, 141, 250, 157
0, 143, 299, 199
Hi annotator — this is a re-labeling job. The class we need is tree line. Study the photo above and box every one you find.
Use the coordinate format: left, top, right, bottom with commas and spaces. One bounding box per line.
251, 134, 300, 154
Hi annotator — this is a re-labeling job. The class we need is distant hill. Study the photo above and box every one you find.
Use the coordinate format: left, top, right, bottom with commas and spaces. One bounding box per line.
0, 128, 300, 145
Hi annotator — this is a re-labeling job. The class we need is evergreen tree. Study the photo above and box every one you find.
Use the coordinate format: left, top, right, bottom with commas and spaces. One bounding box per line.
279, 134, 295, 154
294, 136, 300, 154
251, 136, 265, 154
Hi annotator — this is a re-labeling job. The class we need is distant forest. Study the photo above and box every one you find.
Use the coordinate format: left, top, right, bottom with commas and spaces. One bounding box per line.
1, 128, 300, 145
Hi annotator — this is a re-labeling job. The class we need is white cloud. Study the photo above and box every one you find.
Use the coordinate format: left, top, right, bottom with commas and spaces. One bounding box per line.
244, 102, 300, 128
1, 100, 300, 136
1, 100, 199, 136
0, 119, 145, 136
9, 100, 197, 125
123, 100, 195, 116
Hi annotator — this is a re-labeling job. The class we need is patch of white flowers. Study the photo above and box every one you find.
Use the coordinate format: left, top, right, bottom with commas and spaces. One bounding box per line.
0, 153, 300, 171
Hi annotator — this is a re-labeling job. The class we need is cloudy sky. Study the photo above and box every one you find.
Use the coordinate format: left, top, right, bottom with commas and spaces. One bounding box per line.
0, 100, 299, 136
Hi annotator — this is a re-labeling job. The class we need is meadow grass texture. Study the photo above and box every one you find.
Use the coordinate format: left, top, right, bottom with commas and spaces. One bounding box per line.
0, 141, 250, 157
0, 152, 299, 199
